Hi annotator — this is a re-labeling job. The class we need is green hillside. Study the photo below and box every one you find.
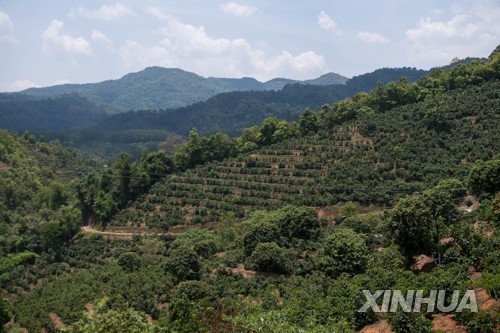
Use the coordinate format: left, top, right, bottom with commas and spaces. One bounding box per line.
0, 94, 108, 132
0, 130, 94, 288
34, 67, 428, 159
89, 67, 429, 137
21, 67, 348, 111
112, 79, 499, 228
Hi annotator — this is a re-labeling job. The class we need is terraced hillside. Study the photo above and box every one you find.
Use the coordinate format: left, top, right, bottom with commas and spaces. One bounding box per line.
112, 80, 499, 229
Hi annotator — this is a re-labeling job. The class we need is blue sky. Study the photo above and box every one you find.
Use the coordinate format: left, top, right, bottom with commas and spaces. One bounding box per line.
0, 0, 498, 91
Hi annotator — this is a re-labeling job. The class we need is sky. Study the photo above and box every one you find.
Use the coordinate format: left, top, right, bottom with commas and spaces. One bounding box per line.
0, 0, 499, 92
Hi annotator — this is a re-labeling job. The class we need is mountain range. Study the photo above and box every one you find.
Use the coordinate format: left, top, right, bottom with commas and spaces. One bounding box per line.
21, 67, 349, 111
1, 66, 428, 158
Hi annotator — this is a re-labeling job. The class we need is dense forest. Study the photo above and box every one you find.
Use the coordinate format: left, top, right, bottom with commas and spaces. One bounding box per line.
0, 48, 499, 332
0, 94, 109, 132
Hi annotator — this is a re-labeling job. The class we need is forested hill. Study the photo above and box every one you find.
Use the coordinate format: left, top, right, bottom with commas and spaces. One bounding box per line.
347, 67, 427, 93
0, 94, 108, 132
19, 67, 427, 113
111, 79, 499, 228
92, 83, 348, 136
88, 67, 429, 137
21, 67, 348, 111
27, 67, 430, 159
71, 51, 499, 229
0, 129, 91, 267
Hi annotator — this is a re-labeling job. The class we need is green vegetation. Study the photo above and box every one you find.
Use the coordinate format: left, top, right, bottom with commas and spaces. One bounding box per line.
1, 48, 499, 332
0, 94, 108, 131
22, 67, 348, 111
4, 67, 426, 159
114, 79, 499, 228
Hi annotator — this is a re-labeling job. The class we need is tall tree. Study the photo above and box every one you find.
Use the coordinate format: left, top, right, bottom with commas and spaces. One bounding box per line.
114, 153, 133, 204
299, 108, 319, 135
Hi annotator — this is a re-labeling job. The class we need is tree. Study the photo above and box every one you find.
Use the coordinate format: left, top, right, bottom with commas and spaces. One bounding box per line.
240, 126, 261, 145
185, 128, 206, 167
93, 191, 115, 223
171, 280, 212, 302
388, 311, 433, 333
74, 173, 99, 220
259, 117, 279, 145
204, 132, 236, 162
39, 222, 63, 252
61, 307, 158, 333
315, 228, 369, 277
163, 247, 200, 281
277, 206, 321, 242
434, 178, 466, 199
128, 161, 150, 200
0, 298, 10, 333
118, 252, 141, 273
246, 242, 294, 274
243, 221, 280, 256
468, 159, 500, 197
299, 109, 319, 135
387, 189, 460, 258
114, 153, 133, 204
339, 202, 357, 218
141, 151, 175, 183
272, 120, 298, 143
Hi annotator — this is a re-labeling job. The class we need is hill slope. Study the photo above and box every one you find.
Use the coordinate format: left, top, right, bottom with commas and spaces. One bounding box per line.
29, 67, 429, 159
112, 80, 499, 228
0, 129, 90, 265
91, 67, 430, 137
0, 93, 108, 132
21, 67, 349, 111
92, 83, 348, 136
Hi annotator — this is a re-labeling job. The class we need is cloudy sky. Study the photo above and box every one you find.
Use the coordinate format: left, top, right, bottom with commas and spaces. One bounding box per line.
0, 0, 498, 91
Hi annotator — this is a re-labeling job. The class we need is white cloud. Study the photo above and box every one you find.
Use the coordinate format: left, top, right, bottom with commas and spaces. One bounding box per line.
220, 2, 257, 16
252, 51, 327, 78
0, 8, 18, 44
118, 16, 327, 81
358, 31, 390, 44
0, 9, 13, 32
431, 9, 443, 16
405, 1, 500, 65
42, 19, 92, 55
145, 6, 171, 21
1, 80, 38, 92
70, 2, 134, 21
317, 11, 340, 35
119, 40, 173, 69
91, 29, 113, 47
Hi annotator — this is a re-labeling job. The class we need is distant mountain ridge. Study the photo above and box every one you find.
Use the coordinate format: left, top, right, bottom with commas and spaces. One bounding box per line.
89, 67, 428, 137
1, 66, 430, 158
1, 66, 430, 157
21, 67, 349, 112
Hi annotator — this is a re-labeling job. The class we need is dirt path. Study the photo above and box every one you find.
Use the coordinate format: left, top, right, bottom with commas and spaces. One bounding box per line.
81, 226, 172, 238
